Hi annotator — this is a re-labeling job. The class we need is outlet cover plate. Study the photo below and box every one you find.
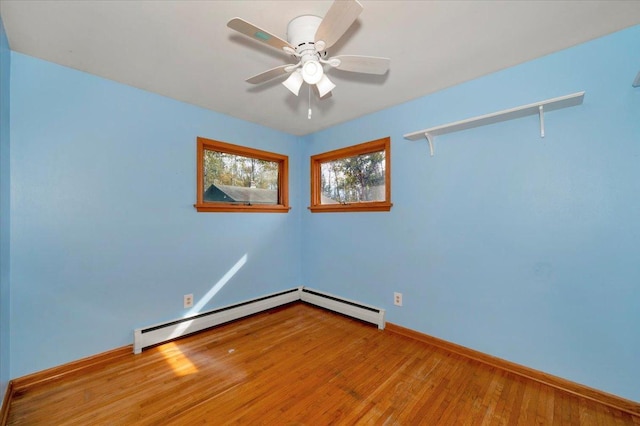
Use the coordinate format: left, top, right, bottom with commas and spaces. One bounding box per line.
394, 292, 402, 307
184, 294, 194, 308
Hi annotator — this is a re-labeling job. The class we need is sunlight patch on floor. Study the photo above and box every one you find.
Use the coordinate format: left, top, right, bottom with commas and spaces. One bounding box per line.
159, 342, 199, 377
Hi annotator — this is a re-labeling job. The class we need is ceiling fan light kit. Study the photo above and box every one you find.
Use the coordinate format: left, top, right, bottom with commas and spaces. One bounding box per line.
282, 70, 304, 96
301, 60, 324, 85
316, 75, 336, 98
227, 0, 390, 112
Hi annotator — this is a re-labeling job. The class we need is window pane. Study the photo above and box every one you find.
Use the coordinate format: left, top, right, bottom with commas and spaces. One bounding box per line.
320, 151, 385, 204
203, 150, 279, 205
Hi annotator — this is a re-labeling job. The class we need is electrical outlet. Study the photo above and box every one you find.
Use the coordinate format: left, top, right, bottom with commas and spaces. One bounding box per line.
184, 294, 194, 308
394, 292, 403, 307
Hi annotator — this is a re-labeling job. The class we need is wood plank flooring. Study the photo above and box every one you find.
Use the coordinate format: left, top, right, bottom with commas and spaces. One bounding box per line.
6, 303, 640, 425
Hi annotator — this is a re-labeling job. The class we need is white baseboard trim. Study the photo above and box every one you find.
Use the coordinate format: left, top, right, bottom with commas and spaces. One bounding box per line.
133, 286, 385, 353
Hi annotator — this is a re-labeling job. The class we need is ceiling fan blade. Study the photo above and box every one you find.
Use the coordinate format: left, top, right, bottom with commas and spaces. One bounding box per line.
246, 65, 295, 84
228, 18, 294, 52
330, 55, 390, 75
314, 0, 363, 51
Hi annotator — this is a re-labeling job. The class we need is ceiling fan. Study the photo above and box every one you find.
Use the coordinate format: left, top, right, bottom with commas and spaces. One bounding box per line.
227, 0, 390, 100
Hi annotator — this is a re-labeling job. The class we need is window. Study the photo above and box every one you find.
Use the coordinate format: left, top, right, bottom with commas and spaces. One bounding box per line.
195, 137, 289, 213
309, 137, 392, 213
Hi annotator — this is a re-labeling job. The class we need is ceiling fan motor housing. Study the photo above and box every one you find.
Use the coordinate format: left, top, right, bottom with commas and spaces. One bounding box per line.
287, 15, 328, 85
287, 15, 325, 56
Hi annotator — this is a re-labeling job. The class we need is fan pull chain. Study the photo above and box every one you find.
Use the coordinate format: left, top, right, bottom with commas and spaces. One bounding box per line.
308, 85, 312, 120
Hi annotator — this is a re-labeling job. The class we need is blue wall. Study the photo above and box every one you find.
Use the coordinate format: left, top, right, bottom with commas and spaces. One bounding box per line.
0, 14, 11, 401
9, 53, 302, 377
4, 23, 639, 403
302, 25, 640, 401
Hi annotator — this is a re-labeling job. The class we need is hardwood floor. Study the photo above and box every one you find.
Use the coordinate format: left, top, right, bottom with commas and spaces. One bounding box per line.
6, 303, 640, 425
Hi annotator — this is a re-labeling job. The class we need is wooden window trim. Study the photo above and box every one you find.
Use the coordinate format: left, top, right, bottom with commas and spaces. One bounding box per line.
309, 137, 392, 213
195, 137, 290, 213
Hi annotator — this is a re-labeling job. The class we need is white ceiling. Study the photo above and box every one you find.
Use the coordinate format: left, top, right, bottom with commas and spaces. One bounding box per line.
2, 1, 640, 136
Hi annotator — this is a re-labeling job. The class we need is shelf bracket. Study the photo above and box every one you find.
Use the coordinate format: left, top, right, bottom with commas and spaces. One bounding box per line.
538, 105, 545, 138
424, 133, 434, 157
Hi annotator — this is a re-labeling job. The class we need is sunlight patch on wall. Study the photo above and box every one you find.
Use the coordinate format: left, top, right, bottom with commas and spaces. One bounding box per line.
188, 254, 249, 316
167, 254, 249, 341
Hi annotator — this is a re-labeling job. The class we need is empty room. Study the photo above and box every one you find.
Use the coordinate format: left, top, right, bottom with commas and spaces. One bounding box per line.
1, 0, 639, 424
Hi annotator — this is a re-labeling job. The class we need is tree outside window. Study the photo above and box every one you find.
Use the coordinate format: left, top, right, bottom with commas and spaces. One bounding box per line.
310, 137, 392, 213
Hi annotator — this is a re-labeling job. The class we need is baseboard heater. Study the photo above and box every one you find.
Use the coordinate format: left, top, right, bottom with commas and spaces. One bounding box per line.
299, 288, 386, 330
133, 286, 385, 354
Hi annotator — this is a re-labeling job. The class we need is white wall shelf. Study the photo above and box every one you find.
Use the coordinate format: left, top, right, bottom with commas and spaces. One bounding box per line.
403, 91, 585, 156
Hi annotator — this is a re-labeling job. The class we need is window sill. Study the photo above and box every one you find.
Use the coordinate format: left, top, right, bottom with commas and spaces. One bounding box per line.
308, 202, 393, 213
194, 203, 291, 213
